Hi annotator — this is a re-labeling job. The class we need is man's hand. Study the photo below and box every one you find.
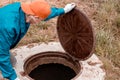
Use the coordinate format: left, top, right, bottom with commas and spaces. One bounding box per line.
64, 3, 76, 13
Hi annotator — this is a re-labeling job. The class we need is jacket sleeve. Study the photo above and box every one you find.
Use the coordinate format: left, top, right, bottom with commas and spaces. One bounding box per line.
0, 20, 17, 80
0, 48, 17, 80
44, 7, 65, 21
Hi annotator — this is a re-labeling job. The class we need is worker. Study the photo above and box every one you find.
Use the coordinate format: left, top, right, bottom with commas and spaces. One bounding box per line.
0, 0, 76, 80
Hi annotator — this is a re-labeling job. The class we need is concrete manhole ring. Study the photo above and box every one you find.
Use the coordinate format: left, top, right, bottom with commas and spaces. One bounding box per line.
11, 42, 105, 80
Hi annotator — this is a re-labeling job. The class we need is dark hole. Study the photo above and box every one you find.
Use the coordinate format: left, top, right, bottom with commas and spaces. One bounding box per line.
29, 63, 76, 80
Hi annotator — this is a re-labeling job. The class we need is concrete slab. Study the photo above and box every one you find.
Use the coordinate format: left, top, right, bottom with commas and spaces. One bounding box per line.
11, 42, 106, 80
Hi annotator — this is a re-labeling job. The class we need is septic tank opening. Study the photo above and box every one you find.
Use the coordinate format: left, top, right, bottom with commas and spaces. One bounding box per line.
24, 51, 81, 80
29, 63, 76, 80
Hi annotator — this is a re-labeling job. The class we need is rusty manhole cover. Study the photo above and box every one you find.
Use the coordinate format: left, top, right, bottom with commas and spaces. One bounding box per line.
57, 8, 95, 60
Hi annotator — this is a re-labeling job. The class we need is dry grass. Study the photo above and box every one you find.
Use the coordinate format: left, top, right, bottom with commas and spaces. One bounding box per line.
91, 0, 120, 79
18, 21, 57, 46
92, 0, 120, 67
99, 56, 120, 80
0, 0, 120, 80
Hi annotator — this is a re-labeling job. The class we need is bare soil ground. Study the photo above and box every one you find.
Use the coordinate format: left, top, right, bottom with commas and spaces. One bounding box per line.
0, 0, 120, 80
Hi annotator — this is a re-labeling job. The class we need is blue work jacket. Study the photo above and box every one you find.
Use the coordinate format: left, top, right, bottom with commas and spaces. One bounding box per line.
0, 2, 64, 80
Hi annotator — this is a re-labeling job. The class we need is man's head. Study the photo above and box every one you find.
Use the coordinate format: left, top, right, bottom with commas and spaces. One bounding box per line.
21, 0, 51, 20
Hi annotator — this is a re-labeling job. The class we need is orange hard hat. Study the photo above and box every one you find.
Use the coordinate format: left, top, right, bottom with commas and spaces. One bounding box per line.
21, 0, 51, 19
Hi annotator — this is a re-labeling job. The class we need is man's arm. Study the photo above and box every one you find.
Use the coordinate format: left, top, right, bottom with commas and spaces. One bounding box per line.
44, 3, 76, 21
44, 7, 64, 21
0, 19, 18, 80
0, 48, 17, 80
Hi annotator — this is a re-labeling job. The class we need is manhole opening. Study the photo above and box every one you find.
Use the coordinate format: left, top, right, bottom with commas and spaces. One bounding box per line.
24, 51, 81, 80
29, 63, 76, 80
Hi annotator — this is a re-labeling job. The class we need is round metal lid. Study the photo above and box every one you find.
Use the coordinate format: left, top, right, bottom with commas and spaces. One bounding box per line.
57, 8, 95, 60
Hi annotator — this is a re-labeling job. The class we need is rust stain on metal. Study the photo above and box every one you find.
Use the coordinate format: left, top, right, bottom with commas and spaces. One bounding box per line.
23, 51, 81, 80
57, 8, 95, 60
